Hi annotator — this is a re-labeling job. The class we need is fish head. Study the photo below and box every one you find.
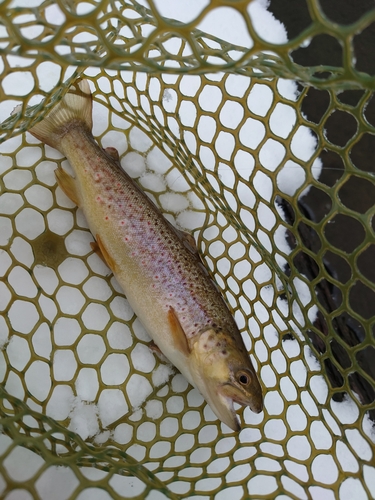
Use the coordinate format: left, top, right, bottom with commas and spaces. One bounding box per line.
191, 329, 263, 431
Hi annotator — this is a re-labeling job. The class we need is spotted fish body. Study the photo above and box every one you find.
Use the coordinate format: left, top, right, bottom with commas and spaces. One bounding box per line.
28, 80, 263, 431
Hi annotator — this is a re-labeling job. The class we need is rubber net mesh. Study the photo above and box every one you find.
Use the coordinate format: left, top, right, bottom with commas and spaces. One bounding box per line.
0, 1, 374, 499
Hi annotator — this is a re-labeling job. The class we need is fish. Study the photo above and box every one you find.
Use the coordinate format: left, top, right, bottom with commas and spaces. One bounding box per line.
26, 79, 263, 431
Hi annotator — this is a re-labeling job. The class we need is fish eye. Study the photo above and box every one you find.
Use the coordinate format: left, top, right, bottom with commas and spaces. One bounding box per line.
237, 371, 251, 386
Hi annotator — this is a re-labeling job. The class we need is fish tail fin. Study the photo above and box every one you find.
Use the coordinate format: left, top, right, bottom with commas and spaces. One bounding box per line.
27, 79, 92, 151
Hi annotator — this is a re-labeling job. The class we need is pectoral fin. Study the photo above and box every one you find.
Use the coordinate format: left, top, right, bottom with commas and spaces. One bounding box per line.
91, 234, 117, 273
149, 340, 170, 362
55, 167, 80, 206
167, 307, 190, 357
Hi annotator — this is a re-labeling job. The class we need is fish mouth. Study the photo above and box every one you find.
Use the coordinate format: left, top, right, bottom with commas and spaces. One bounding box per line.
201, 381, 263, 432
195, 376, 240, 431
205, 382, 262, 432
209, 389, 241, 432
220, 382, 263, 416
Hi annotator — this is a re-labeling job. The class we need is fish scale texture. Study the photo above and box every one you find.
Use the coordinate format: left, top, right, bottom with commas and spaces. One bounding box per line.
0, 1, 375, 499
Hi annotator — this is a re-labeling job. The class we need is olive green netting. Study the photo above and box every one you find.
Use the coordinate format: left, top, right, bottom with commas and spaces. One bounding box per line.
2, 0, 375, 91
0, 1, 374, 499
0, 387, 178, 499
3, 0, 375, 144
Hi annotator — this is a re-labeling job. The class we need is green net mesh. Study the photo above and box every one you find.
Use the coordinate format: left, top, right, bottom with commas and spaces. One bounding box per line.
0, 1, 374, 499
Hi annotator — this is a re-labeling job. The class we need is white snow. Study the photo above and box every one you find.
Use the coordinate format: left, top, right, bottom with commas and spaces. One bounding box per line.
3, 169, 33, 190
97, 389, 128, 427
32, 322, 52, 359
46, 388, 74, 423
100, 353, 129, 385
58, 257, 89, 285
247, 0, 288, 44
76, 334, 106, 364
197, 7, 253, 49
2, 72, 35, 96
53, 350, 77, 381
24, 360, 51, 401
46, 208, 74, 235
152, 363, 175, 387
127, 374, 153, 409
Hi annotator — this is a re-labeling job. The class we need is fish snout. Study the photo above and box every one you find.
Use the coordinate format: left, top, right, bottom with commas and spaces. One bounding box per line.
251, 398, 263, 414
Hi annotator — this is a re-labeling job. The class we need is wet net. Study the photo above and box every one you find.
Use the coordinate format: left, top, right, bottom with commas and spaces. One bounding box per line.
0, 1, 374, 499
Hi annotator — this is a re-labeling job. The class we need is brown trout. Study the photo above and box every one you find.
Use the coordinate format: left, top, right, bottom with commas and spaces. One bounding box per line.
27, 79, 263, 431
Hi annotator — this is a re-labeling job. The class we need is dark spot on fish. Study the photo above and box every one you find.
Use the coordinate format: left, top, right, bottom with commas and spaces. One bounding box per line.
222, 350, 227, 355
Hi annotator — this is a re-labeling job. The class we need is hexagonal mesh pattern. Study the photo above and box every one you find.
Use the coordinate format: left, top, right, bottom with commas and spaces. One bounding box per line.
0, 1, 375, 499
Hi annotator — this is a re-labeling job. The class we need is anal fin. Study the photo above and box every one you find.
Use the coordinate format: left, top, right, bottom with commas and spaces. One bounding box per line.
55, 167, 80, 206
92, 234, 117, 273
90, 241, 105, 263
167, 307, 190, 357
